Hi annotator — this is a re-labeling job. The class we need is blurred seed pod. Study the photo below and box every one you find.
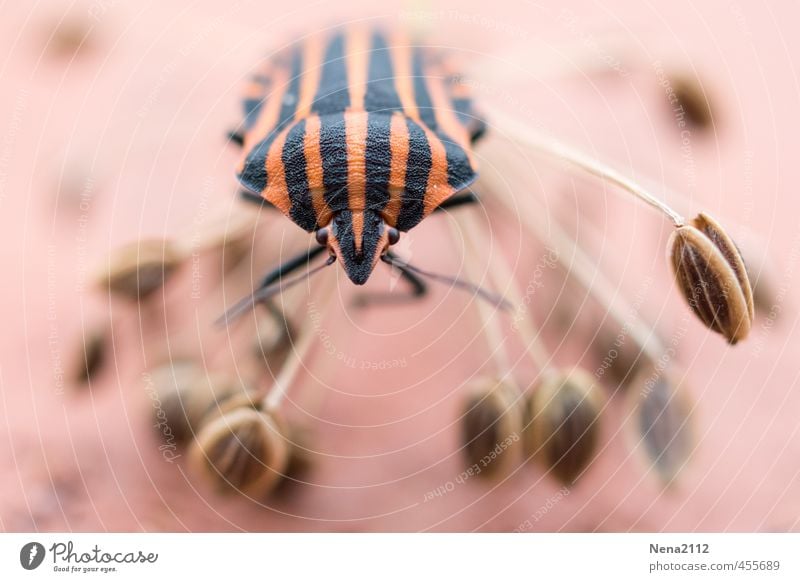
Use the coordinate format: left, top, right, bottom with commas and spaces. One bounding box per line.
189, 407, 289, 496
523, 369, 605, 485
627, 368, 694, 485
460, 377, 524, 479
95, 239, 186, 301
147, 361, 252, 444
591, 325, 656, 391
71, 324, 108, 385
271, 425, 315, 498
668, 213, 754, 344
736, 234, 779, 319
670, 76, 714, 131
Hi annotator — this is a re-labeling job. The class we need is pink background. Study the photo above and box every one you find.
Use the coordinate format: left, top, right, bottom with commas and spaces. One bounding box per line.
1, 0, 798, 531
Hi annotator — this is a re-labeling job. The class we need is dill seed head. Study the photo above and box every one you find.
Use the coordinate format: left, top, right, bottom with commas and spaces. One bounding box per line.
460, 377, 523, 479
96, 239, 185, 301
628, 368, 694, 485
148, 362, 252, 444
523, 369, 605, 486
189, 407, 289, 496
668, 213, 754, 344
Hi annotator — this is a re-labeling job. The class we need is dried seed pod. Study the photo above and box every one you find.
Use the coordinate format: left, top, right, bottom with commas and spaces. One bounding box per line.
668, 213, 754, 344
189, 407, 289, 496
147, 362, 251, 444
627, 368, 694, 485
524, 369, 605, 485
96, 239, 185, 301
460, 377, 523, 479
591, 325, 655, 391
71, 325, 108, 385
671, 76, 713, 131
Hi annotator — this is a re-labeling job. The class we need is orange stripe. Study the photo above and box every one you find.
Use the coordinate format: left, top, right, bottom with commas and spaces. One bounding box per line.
295, 33, 325, 120
238, 65, 290, 171
384, 113, 408, 226
389, 31, 419, 121
262, 127, 292, 213
421, 127, 452, 215
345, 111, 368, 252
426, 67, 476, 167
345, 25, 370, 112
303, 114, 332, 226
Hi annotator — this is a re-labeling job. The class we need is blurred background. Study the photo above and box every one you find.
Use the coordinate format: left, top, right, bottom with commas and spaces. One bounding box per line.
1, 0, 799, 532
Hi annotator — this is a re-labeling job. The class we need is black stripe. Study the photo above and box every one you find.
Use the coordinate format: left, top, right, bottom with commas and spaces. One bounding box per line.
437, 132, 477, 190
283, 119, 317, 232
365, 113, 392, 212
364, 31, 403, 113
312, 33, 350, 115
411, 48, 437, 131
396, 118, 431, 231
238, 49, 303, 194
318, 112, 349, 212
332, 209, 383, 285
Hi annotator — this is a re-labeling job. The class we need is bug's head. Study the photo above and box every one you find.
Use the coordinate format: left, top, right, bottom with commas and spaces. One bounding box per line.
316, 210, 399, 285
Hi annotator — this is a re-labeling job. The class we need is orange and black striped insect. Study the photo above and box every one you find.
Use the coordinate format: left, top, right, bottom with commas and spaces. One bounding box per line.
223, 27, 502, 321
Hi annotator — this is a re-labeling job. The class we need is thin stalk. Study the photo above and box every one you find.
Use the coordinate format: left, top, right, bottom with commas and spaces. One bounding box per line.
488, 107, 686, 227
261, 271, 334, 412
445, 219, 512, 375
455, 210, 552, 373
482, 152, 666, 363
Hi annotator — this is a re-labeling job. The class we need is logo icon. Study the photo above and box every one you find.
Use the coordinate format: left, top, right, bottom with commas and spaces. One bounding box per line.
19, 542, 45, 570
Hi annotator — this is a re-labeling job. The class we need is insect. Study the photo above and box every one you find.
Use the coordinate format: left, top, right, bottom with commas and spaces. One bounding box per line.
223, 26, 501, 321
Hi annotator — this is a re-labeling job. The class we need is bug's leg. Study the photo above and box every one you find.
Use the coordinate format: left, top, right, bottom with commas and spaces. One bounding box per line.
227, 129, 245, 147
433, 190, 479, 213
251, 245, 328, 324
238, 189, 279, 211
352, 250, 428, 308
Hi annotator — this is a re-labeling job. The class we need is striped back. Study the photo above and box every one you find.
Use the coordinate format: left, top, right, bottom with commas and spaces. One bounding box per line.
237, 27, 485, 233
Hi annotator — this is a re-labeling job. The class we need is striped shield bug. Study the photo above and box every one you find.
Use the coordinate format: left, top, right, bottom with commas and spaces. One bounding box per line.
221, 26, 505, 322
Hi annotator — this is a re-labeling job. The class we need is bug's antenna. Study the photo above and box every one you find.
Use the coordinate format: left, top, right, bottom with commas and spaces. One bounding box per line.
381, 254, 512, 311
216, 255, 336, 327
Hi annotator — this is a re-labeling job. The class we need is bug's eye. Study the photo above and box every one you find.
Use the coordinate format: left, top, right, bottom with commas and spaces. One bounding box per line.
315, 228, 329, 246
387, 227, 400, 245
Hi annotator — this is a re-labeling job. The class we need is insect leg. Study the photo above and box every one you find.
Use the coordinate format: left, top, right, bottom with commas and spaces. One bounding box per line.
352, 250, 427, 308
238, 189, 279, 210
252, 245, 328, 326
433, 190, 479, 213
227, 129, 245, 147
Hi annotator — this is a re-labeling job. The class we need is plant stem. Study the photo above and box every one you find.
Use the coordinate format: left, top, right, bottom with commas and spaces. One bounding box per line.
488, 107, 686, 227
451, 211, 552, 373
482, 151, 666, 363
